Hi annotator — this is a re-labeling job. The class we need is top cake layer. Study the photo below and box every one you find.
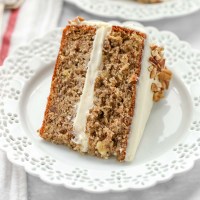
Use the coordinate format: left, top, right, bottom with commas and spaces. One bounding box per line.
39, 17, 172, 162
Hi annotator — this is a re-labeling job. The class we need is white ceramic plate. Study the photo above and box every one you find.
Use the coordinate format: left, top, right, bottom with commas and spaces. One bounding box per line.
0, 21, 200, 193
64, 0, 200, 21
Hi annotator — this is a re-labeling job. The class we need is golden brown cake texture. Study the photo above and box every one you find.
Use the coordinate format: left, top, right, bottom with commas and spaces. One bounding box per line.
39, 17, 172, 162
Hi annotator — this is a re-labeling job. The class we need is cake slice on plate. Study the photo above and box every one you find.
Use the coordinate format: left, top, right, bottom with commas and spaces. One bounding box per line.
39, 17, 172, 162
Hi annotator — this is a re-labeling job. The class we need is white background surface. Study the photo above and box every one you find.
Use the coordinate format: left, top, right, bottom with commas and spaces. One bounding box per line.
26, 1, 200, 199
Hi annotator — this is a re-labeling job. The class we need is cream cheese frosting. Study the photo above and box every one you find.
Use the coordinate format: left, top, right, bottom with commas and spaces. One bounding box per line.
125, 36, 154, 161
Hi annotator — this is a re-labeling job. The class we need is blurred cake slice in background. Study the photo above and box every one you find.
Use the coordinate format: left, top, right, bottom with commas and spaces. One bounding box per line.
136, 0, 161, 3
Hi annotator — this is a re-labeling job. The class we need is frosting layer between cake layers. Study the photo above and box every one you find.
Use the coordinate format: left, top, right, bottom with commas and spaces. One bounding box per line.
72, 23, 112, 152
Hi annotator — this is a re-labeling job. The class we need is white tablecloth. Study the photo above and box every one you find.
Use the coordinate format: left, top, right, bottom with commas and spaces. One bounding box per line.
26, 2, 200, 199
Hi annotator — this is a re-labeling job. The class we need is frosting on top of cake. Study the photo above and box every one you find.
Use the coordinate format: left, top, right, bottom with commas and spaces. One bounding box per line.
69, 17, 147, 35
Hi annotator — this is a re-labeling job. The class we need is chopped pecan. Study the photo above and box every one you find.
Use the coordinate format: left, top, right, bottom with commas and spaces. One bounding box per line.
158, 69, 172, 81
153, 91, 164, 102
69, 16, 85, 25
149, 45, 172, 102
148, 65, 154, 72
151, 83, 159, 92
150, 67, 157, 79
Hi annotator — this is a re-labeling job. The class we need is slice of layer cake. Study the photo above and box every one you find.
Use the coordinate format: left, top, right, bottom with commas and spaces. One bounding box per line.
39, 17, 172, 162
